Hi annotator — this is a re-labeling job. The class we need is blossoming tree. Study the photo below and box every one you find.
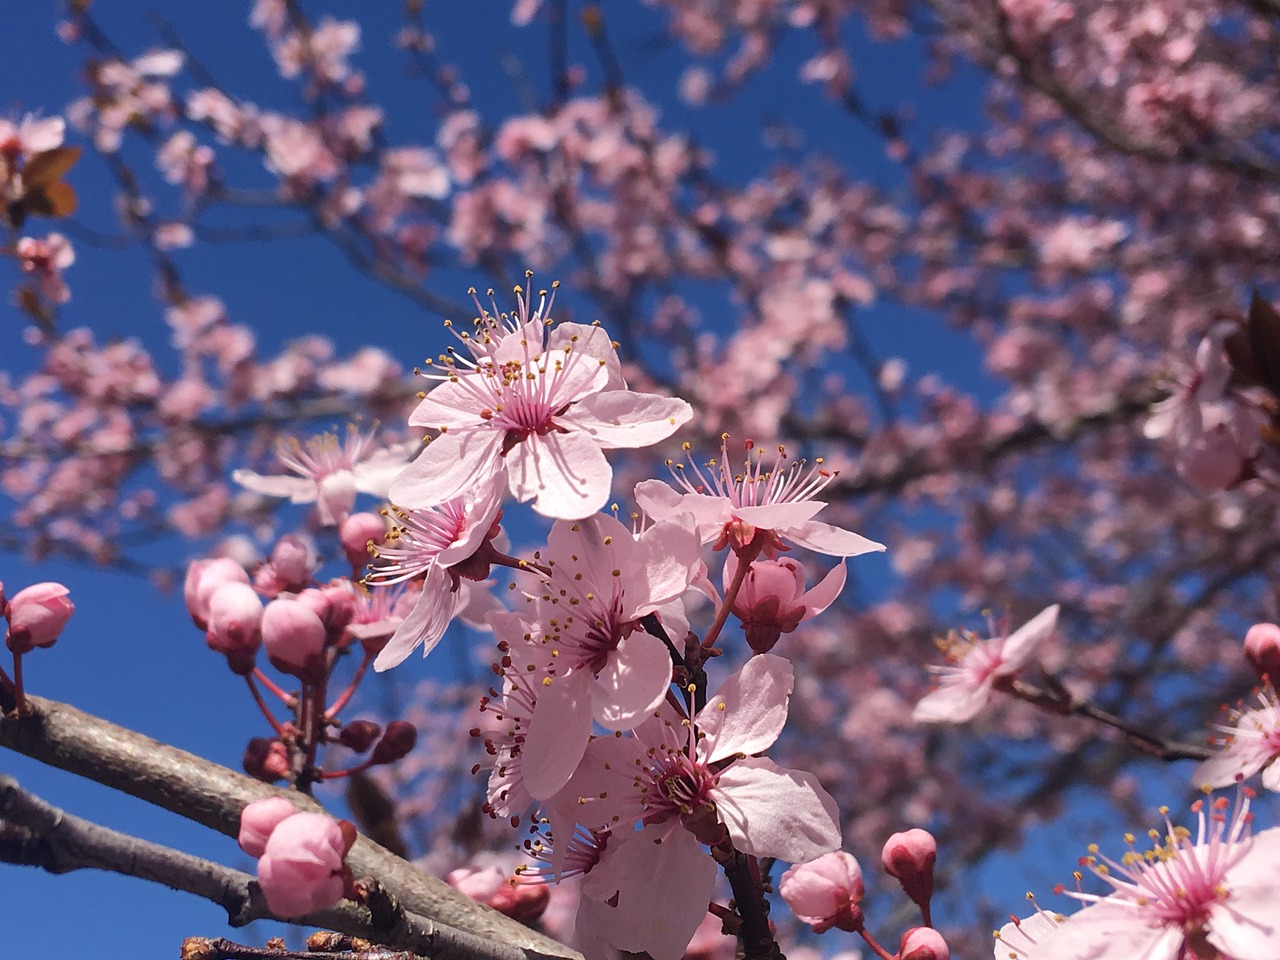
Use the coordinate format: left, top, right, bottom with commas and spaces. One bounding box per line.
6, 2, 1280, 960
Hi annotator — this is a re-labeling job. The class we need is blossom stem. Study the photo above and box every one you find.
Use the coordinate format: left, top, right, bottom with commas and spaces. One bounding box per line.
11, 652, 28, 715
718, 848, 782, 960
702, 546, 758, 651
252, 667, 292, 703
858, 928, 895, 960
326, 651, 372, 719
245, 674, 286, 737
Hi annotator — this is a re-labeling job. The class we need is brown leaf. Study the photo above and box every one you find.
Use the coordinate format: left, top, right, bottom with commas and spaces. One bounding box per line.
22, 146, 82, 190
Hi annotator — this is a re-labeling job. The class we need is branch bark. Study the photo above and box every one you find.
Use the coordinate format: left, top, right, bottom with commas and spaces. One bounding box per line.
0, 696, 580, 960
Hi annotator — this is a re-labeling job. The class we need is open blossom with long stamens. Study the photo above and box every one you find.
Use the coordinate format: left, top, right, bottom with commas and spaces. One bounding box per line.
389, 283, 692, 520
913, 605, 1059, 724
634, 437, 885, 557
233, 426, 413, 526
994, 790, 1280, 960
554, 653, 842, 866
368, 471, 505, 670
512, 512, 702, 800
1191, 685, 1280, 792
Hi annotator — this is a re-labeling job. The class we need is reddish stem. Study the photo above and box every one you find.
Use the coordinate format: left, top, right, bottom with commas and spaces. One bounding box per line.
702, 545, 759, 650
252, 667, 291, 703
244, 674, 286, 737
859, 927, 896, 960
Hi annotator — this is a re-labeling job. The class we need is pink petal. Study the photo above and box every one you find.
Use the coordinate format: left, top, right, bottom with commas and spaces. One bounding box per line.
232, 470, 316, 503
733, 501, 827, 530
407, 379, 490, 429
586, 825, 716, 960
633, 481, 731, 536
372, 565, 459, 670
592, 629, 673, 731
714, 757, 842, 863
1192, 748, 1269, 790
911, 679, 994, 724
630, 517, 702, 615
998, 605, 1059, 673
1046, 902, 1183, 960
388, 429, 502, 509
351, 448, 415, 497
1264, 762, 1280, 793
521, 670, 594, 800
700, 653, 793, 764
1209, 828, 1280, 959
435, 472, 506, 567
803, 562, 847, 617
782, 518, 886, 558
549, 322, 626, 389
566, 390, 693, 450
507, 428, 612, 519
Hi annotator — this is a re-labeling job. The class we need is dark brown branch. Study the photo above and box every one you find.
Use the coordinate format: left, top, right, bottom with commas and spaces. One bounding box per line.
0, 697, 578, 960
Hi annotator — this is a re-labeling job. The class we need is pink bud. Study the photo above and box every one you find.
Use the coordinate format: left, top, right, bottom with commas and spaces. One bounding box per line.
898, 927, 948, 960
881, 829, 936, 911
446, 865, 549, 923
371, 720, 417, 765
243, 737, 291, 782
262, 598, 327, 677
205, 582, 263, 674
185, 557, 250, 630
256, 812, 354, 918
5, 582, 75, 654
779, 851, 864, 933
339, 512, 386, 575
732, 559, 808, 654
270, 535, 315, 592
1244, 622, 1280, 689
238, 796, 299, 857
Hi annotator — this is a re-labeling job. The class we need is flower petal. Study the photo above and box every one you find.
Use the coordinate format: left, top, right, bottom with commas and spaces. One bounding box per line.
373, 564, 459, 671
782, 518, 886, 558
700, 653, 793, 763
911, 679, 994, 724
998, 604, 1059, 673
521, 670, 594, 800
803, 561, 847, 617
567, 390, 693, 450
508, 428, 612, 519
714, 756, 842, 863
388, 429, 502, 509
232, 470, 317, 503
592, 628, 673, 731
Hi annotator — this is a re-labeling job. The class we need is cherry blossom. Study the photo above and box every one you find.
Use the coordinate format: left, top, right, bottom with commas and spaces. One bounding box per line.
232, 427, 412, 526
1011, 792, 1280, 960
913, 605, 1060, 724
724, 551, 846, 654
509, 512, 702, 800
254, 811, 355, 918
1192, 686, 1280, 792
4, 581, 74, 653
635, 438, 885, 558
779, 851, 865, 933
555, 653, 842, 865
389, 286, 692, 520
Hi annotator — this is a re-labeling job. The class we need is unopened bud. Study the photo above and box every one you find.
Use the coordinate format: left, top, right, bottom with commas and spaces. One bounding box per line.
339, 720, 382, 753
340, 512, 387, 574
1244, 623, 1280, 689
262, 598, 327, 678
371, 720, 417, 765
206, 582, 263, 675
243, 737, 290, 782
882, 828, 936, 911
898, 927, 948, 960
5, 582, 74, 654
447, 865, 549, 923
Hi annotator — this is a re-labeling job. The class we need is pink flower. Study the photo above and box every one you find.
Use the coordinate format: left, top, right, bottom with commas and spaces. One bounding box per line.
16, 234, 75, 304
367, 471, 505, 669
557, 653, 842, 865
635, 437, 885, 558
1192, 687, 1280, 792
511, 512, 702, 800
726, 552, 846, 654
779, 851, 865, 933
1244, 622, 1280, 689
1001, 792, 1280, 960
238, 797, 298, 857
389, 285, 692, 520
4, 582, 74, 654
899, 927, 949, 960
0, 114, 65, 162
261, 597, 327, 677
256, 811, 354, 918
185, 557, 251, 629
913, 605, 1059, 724
881, 828, 937, 913
232, 428, 412, 526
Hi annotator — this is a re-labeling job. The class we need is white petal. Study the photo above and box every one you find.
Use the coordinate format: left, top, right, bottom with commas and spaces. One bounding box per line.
232, 469, 316, 503
388, 430, 502, 509
373, 565, 459, 671
592, 629, 673, 731
699, 653, 793, 764
520, 670, 594, 800
783, 518, 886, 557
508, 428, 612, 520
998, 604, 1060, 672
566, 390, 693, 450
714, 757, 842, 863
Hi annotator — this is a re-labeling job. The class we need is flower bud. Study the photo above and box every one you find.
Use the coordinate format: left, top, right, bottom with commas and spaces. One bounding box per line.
185, 557, 250, 630
338, 720, 382, 753
339, 512, 386, 575
732, 558, 808, 654
270, 535, 315, 592
262, 598, 326, 677
1244, 622, 1280, 689
238, 796, 298, 857
256, 812, 354, 918
898, 927, 948, 960
206, 582, 263, 675
881, 829, 936, 912
779, 851, 864, 934
446, 864, 549, 923
243, 737, 291, 782
370, 720, 417, 765
5, 582, 75, 654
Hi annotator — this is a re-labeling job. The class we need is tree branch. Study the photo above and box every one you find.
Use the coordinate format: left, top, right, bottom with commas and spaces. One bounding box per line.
0, 697, 579, 960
